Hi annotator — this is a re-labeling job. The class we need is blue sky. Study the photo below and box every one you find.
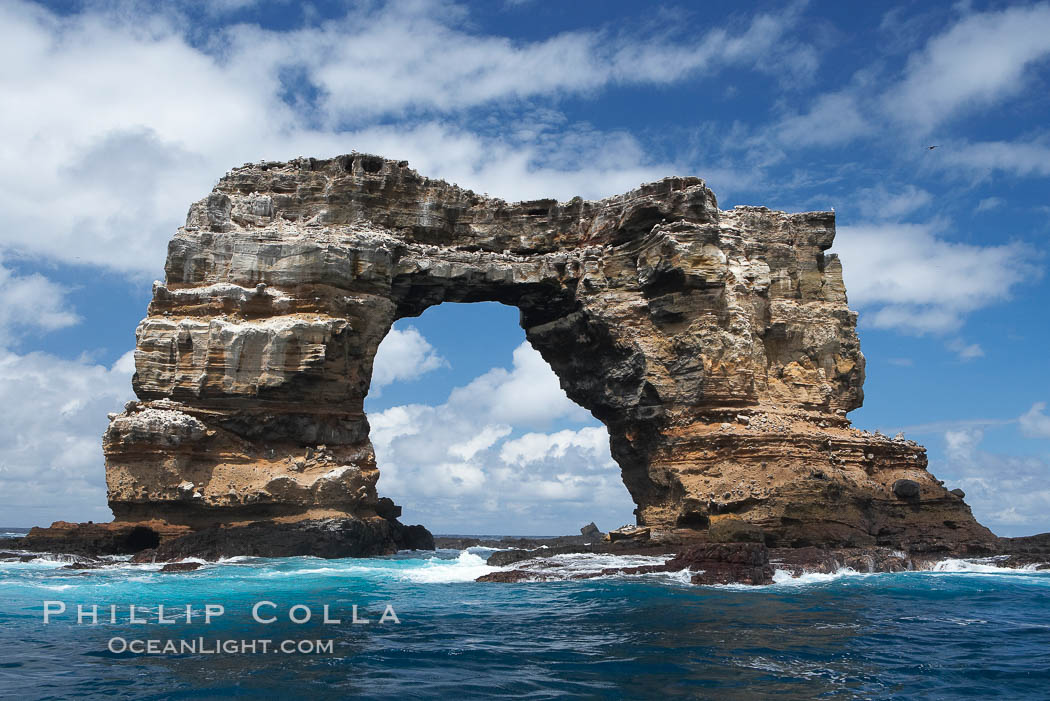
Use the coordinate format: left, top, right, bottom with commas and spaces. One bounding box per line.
0, 0, 1048, 535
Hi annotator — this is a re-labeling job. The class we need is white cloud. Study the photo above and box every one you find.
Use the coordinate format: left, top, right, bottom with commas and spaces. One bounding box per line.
368, 341, 632, 533
762, 4, 1050, 156
935, 426, 1050, 536
1020, 402, 1050, 439
945, 427, 984, 463
854, 184, 932, 220
0, 253, 133, 526
449, 425, 512, 461
946, 338, 984, 361
447, 342, 591, 429
369, 404, 425, 455
0, 349, 135, 526
938, 139, 1050, 178
833, 222, 1040, 334
499, 427, 613, 467
773, 92, 872, 148
0, 261, 79, 339
263, 0, 810, 120
975, 196, 1004, 212
370, 326, 447, 393
0, 0, 802, 274
886, 3, 1050, 132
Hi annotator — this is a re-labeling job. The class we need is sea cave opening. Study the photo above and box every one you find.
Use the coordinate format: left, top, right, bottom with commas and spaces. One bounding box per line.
364, 301, 635, 538
123, 525, 161, 552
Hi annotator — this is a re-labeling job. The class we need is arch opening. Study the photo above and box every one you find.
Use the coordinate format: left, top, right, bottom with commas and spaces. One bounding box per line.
365, 301, 635, 536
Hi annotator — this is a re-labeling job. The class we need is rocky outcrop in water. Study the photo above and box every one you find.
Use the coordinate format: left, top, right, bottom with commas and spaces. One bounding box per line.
24, 153, 997, 558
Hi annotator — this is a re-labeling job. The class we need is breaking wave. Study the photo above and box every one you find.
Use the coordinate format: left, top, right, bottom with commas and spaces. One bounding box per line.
397, 551, 497, 583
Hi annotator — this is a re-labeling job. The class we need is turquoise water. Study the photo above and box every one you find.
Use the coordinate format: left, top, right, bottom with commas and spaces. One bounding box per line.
1, 545, 1049, 699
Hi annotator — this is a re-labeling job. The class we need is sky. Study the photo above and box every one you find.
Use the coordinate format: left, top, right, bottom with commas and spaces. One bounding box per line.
0, 0, 1048, 535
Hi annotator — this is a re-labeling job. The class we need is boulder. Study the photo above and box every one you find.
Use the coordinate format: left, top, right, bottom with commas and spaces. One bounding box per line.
580, 522, 602, 539
893, 479, 921, 499
607, 526, 651, 544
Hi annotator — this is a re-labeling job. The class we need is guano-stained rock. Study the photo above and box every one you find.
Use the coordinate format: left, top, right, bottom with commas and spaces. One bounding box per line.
84, 153, 996, 556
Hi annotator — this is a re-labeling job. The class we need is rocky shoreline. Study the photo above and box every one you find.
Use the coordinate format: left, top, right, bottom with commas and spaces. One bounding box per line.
6, 524, 1047, 586
462, 524, 1050, 585
472, 538, 1050, 585
6, 516, 433, 561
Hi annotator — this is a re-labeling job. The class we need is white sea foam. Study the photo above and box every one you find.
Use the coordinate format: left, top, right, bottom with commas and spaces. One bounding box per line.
762, 558, 1050, 588
529, 553, 668, 573
167, 557, 212, 566
398, 551, 497, 583
657, 568, 696, 586
0, 558, 68, 570
491, 552, 679, 583
254, 565, 374, 578
771, 568, 866, 586
929, 558, 1046, 574
740, 655, 847, 681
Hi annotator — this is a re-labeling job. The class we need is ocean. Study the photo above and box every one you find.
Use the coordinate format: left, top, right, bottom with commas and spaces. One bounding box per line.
1, 538, 1049, 699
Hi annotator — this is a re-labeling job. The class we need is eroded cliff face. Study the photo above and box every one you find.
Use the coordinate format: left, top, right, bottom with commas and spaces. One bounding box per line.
102, 153, 994, 553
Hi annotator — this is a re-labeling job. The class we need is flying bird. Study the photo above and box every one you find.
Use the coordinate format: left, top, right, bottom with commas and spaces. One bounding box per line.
927, 145, 940, 150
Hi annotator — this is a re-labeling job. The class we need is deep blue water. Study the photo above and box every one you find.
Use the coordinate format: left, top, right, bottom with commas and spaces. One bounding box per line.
1, 542, 1049, 700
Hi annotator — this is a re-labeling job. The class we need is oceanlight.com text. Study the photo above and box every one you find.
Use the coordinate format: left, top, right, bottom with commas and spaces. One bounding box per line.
107, 637, 335, 655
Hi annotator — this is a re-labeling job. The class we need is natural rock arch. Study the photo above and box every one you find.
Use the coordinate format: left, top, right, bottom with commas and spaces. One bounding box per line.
101, 154, 994, 554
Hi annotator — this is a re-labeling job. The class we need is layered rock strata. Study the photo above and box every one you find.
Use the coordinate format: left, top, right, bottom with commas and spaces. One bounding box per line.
61, 153, 996, 556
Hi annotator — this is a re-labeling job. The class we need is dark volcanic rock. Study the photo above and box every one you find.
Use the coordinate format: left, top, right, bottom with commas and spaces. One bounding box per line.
486, 540, 676, 567
20, 516, 432, 561
375, 497, 401, 520
482, 542, 774, 586
398, 524, 436, 551
487, 545, 592, 567
997, 532, 1050, 568
435, 532, 603, 551
12, 521, 175, 557
666, 543, 774, 586
580, 522, 602, 539
0, 551, 33, 561
138, 518, 433, 562
770, 546, 910, 575
161, 562, 203, 572
892, 479, 921, 499
61, 561, 107, 570
999, 532, 1050, 555
476, 569, 544, 583
476, 540, 1045, 586
432, 537, 484, 549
